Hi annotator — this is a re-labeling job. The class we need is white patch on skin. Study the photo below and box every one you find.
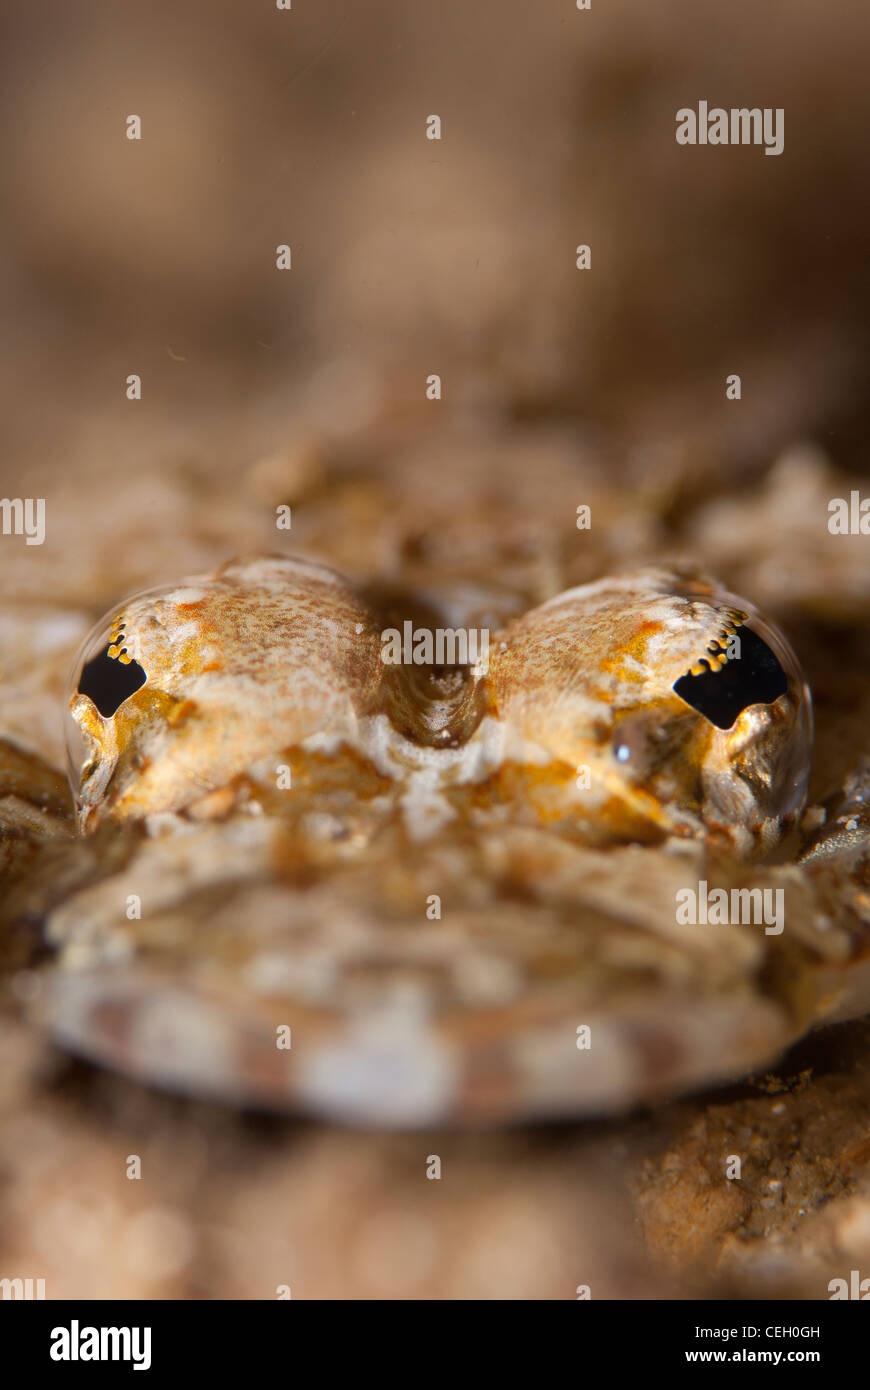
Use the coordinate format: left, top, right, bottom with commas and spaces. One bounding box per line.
60, 940, 114, 972
164, 618, 201, 647
300, 729, 353, 757
243, 950, 337, 1003
297, 986, 459, 1125
454, 952, 522, 1006
129, 994, 238, 1094
170, 588, 210, 605
36, 976, 240, 1103
358, 712, 526, 784
513, 1020, 637, 1113
37, 972, 108, 1045
301, 810, 350, 841
399, 768, 456, 841
457, 714, 513, 779
356, 713, 521, 839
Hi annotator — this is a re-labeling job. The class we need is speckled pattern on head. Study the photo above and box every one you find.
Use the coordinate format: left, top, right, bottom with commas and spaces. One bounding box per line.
68, 557, 811, 853
34, 555, 870, 1125
68, 556, 386, 829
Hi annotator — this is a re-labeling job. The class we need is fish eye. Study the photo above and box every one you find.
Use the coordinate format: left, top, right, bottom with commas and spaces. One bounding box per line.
69, 597, 172, 730
78, 644, 147, 717
673, 625, 788, 730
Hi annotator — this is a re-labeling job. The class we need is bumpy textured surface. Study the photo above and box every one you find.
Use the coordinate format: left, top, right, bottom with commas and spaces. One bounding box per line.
2, 434, 870, 1296
19, 548, 853, 1130
3, 0, 870, 1301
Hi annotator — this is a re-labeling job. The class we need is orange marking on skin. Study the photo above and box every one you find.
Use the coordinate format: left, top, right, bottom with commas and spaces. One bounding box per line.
600, 620, 662, 683
167, 698, 199, 728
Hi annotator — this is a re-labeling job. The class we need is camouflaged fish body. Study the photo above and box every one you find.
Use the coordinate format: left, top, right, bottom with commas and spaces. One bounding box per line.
27, 555, 870, 1124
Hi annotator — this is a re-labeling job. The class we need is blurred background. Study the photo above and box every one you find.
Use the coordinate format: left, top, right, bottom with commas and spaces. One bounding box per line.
3, 0, 870, 516
2, 0, 870, 1300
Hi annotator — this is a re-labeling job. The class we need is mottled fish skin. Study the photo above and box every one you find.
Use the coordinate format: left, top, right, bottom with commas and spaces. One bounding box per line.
67, 556, 387, 830
31, 555, 869, 1126
68, 557, 811, 853
486, 566, 812, 856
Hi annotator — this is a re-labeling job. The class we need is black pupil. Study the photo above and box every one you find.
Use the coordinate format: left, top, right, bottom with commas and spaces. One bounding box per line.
673, 627, 788, 730
79, 646, 147, 717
